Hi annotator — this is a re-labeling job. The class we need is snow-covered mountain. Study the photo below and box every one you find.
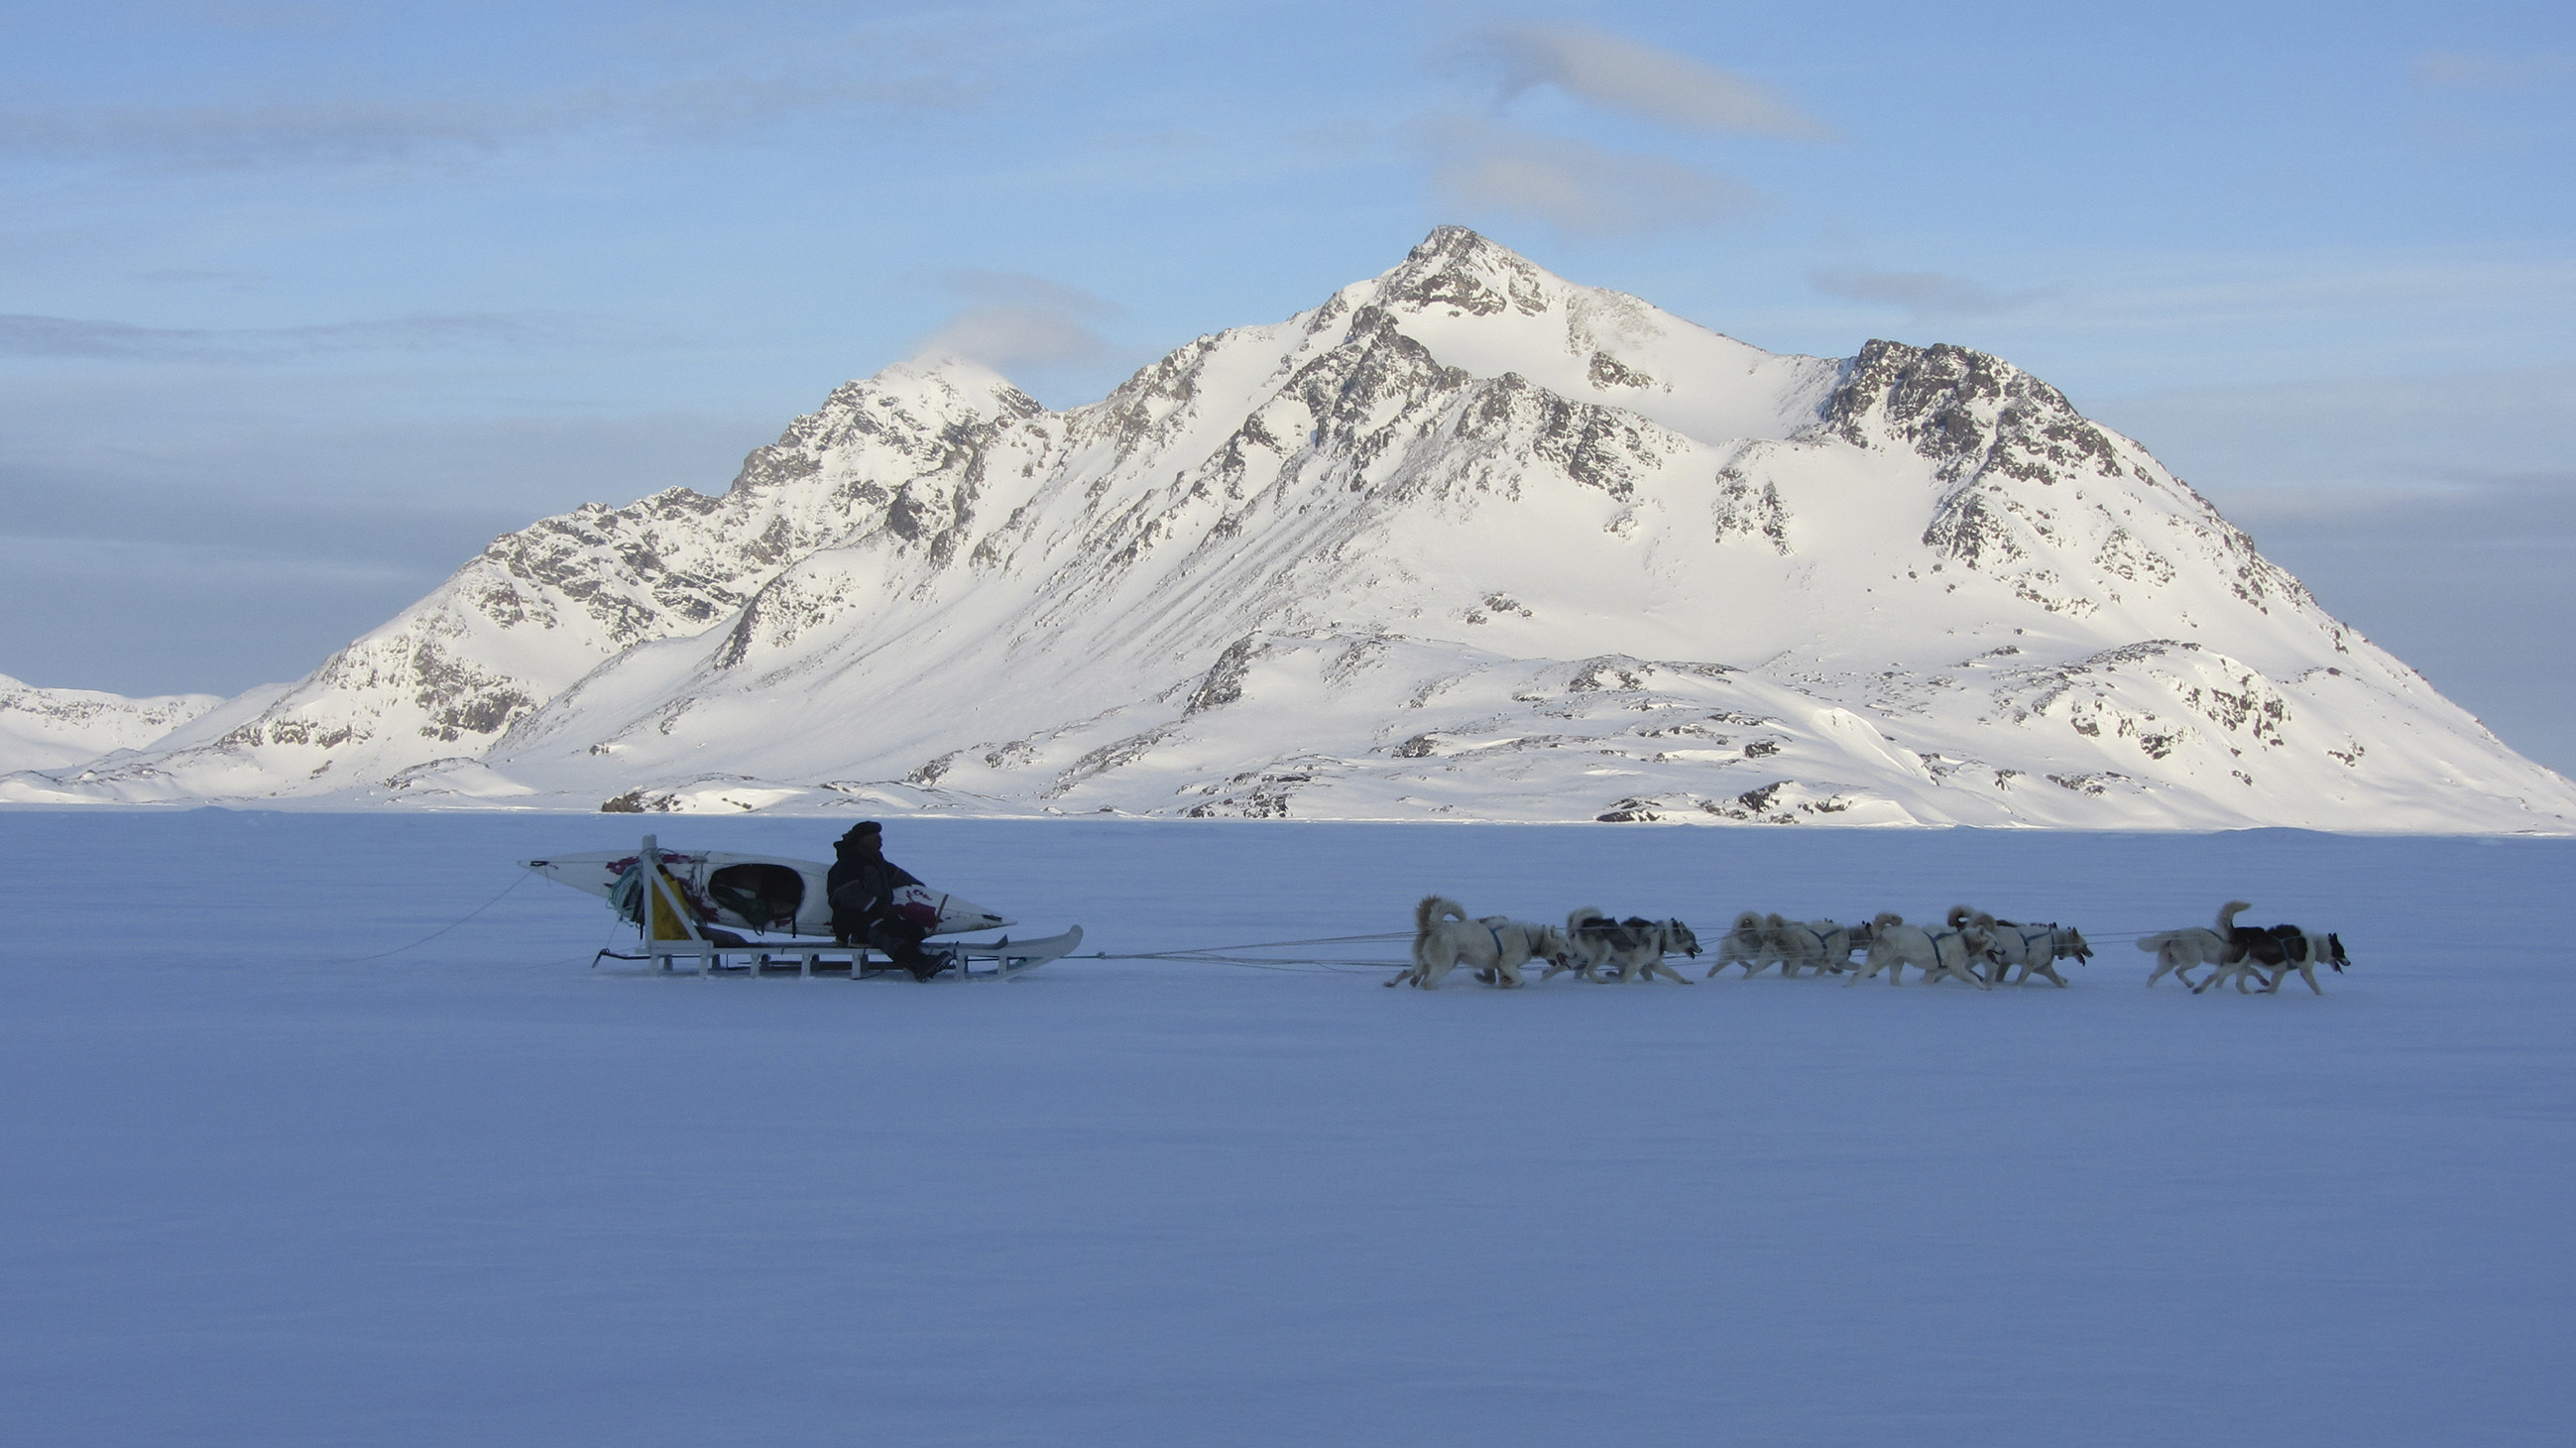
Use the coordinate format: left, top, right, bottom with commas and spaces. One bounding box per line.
11, 227, 2570, 830
0, 674, 221, 776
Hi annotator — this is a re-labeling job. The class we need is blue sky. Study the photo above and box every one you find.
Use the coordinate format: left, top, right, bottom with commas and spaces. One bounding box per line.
4, 1, 2572, 768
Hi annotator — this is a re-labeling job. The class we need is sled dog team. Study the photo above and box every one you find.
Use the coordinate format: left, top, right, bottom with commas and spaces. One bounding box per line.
1398, 896, 2347, 994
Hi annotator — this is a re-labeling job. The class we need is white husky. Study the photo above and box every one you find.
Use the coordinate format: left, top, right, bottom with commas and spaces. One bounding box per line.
1391, 896, 1570, 989
2137, 901, 2252, 989
1846, 910, 1993, 988
1703, 910, 1774, 979
1542, 908, 1613, 982
1765, 916, 1857, 978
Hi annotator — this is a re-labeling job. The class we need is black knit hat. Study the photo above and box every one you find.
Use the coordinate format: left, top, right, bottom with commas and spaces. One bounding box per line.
839, 821, 882, 845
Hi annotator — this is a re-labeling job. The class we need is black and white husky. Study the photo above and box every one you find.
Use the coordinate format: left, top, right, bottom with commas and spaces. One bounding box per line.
2195, 923, 2350, 996
1392, 896, 1571, 989
1847, 909, 1993, 988
1952, 906, 2091, 987
1562, 909, 1701, 984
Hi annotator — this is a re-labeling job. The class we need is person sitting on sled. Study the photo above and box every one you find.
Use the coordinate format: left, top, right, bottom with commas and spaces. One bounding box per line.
826, 821, 946, 981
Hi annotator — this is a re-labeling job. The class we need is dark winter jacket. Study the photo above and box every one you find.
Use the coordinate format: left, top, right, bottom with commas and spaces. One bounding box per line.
826, 852, 922, 932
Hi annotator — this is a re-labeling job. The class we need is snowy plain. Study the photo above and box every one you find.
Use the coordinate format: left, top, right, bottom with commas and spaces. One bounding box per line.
3, 810, 2569, 1447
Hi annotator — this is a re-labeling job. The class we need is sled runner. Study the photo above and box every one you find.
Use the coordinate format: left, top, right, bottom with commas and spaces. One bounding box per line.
605, 926, 1086, 981
916, 927, 1085, 980
525, 835, 1076, 980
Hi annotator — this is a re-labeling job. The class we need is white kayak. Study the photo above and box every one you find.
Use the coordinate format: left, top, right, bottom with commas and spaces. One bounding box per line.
522, 843, 1012, 938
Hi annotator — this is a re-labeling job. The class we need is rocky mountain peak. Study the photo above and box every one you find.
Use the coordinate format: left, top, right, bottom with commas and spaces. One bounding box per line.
1825, 340, 2096, 481
1375, 225, 1559, 319
1811, 338, 2310, 624
728, 358, 1043, 499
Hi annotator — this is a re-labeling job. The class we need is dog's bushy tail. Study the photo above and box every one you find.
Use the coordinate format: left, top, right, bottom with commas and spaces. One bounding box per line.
2136, 930, 2178, 953
1873, 910, 1904, 930
1570, 905, 1609, 933
2217, 900, 2252, 933
1946, 905, 1977, 930
1417, 896, 1467, 934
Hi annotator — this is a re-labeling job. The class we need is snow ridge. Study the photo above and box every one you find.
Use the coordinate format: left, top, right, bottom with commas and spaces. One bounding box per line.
10, 228, 2569, 831
0, 674, 220, 777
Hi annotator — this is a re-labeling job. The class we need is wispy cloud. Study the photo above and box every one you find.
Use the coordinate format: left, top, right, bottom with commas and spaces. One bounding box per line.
133, 1, 358, 34
2096, 363, 2576, 490
2211, 473, 2576, 539
1809, 266, 2042, 318
2037, 258, 2576, 340
0, 311, 622, 361
941, 269, 1114, 319
2403, 48, 2574, 151
909, 271, 1117, 373
2410, 50, 2576, 93
1455, 25, 1835, 141
1425, 116, 1757, 236
0, 403, 767, 546
0, 73, 976, 172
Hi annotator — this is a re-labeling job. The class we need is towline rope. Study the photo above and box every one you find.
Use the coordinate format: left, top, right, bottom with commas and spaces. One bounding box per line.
1093, 954, 1402, 974
1089, 930, 1414, 975
341, 901, 2174, 976
1116, 930, 1411, 958
1086, 920, 2184, 976
337, 871, 533, 963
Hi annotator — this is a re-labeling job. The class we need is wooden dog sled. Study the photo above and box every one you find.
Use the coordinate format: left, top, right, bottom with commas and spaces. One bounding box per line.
537, 834, 1080, 981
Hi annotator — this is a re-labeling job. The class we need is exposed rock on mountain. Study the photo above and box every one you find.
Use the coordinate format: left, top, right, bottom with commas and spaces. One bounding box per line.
10, 227, 2569, 831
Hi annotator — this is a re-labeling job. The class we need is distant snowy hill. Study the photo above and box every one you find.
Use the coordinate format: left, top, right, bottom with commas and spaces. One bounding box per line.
0, 674, 220, 776
11, 227, 2571, 830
